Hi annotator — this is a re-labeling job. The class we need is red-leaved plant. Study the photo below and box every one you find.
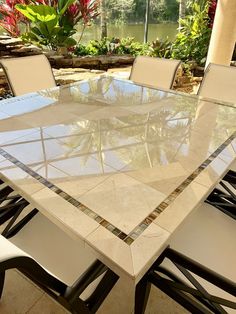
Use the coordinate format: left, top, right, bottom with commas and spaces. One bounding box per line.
208, 0, 218, 28
0, 0, 100, 38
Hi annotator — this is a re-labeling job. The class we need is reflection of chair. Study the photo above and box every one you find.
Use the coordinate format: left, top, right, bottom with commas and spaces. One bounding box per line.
129, 56, 181, 90
198, 63, 236, 104
1, 204, 118, 313
0, 55, 56, 96
135, 203, 236, 314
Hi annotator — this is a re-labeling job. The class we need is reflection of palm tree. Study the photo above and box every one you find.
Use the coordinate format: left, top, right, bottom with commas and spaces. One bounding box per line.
61, 82, 196, 170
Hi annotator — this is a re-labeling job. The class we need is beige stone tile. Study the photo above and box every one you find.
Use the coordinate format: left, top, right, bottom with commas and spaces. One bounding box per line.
50, 154, 115, 178
79, 173, 166, 234
30, 187, 99, 241
195, 155, 235, 190
0, 126, 39, 146
80, 106, 132, 121
154, 182, 209, 234
126, 162, 189, 195
0, 166, 45, 198
0, 270, 43, 314
130, 224, 170, 282
85, 226, 134, 276
2, 136, 67, 166
27, 294, 69, 314
54, 174, 112, 199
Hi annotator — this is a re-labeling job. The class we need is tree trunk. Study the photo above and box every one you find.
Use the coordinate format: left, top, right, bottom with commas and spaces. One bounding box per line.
144, 0, 150, 43
179, 0, 186, 29
101, 0, 107, 39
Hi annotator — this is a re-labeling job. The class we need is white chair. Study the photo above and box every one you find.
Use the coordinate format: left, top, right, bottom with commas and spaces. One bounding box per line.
129, 56, 181, 90
198, 63, 236, 104
0, 205, 118, 313
0, 55, 56, 96
135, 202, 236, 313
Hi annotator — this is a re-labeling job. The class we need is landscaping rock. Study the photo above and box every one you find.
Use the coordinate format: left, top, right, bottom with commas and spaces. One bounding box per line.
49, 55, 135, 70
0, 38, 23, 47
11, 45, 42, 56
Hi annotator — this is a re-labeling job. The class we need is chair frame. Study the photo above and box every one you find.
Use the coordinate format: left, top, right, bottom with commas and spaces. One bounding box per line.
206, 169, 236, 220
0, 55, 56, 96
0, 179, 119, 314
129, 56, 181, 90
135, 248, 236, 314
0, 255, 118, 314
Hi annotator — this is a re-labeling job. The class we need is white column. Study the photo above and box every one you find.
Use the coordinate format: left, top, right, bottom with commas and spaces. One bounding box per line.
206, 0, 236, 66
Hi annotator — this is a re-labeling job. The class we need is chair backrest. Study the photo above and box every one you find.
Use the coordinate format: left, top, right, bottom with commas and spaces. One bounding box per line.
0, 55, 56, 96
129, 56, 181, 90
198, 63, 236, 104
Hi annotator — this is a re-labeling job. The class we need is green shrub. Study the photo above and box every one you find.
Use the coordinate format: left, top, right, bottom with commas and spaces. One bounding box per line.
171, 0, 211, 65
74, 37, 150, 56
149, 38, 172, 58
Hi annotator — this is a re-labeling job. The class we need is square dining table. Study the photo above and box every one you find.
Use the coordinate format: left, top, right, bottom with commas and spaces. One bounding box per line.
0, 76, 235, 313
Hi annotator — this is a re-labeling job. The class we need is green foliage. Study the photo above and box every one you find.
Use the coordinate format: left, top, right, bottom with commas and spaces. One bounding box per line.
149, 38, 172, 58
16, 2, 77, 49
74, 37, 149, 56
171, 0, 211, 65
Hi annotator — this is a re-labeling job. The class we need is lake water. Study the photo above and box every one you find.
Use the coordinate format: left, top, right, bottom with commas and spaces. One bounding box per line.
76, 23, 178, 44
0, 23, 178, 44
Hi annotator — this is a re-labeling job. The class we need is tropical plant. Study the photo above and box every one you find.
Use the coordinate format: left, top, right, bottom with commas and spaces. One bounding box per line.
0, 0, 99, 49
149, 38, 172, 58
16, 0, 78, 49
74, 37, 149, 56
0, 0, 31, 37
171, 0, 211, 65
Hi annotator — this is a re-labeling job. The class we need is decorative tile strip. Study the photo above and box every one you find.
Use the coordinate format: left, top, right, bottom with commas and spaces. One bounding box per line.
0, 147, 128, 241
123, 132, 236, 244
0, 132, 235, 246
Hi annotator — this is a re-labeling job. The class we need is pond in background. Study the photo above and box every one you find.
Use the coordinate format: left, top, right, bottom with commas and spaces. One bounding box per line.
76, 23, 178, 44
0, 23, 178, 44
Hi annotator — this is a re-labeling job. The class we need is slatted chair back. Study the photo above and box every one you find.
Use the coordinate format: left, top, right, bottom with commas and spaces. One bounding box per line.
130, 56, 181, 90
198, 63, 236, 104
0, 55, 56, 96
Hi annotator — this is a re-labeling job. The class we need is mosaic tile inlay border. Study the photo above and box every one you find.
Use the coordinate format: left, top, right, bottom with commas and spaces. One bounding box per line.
0, 132, 235, 245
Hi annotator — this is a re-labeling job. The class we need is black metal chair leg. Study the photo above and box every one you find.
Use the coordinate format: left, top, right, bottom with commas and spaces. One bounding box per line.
0, 271, 5, 299
135, 274, 151, 314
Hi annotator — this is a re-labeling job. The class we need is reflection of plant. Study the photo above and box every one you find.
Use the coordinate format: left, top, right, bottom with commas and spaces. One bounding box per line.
60, 78, 197, 169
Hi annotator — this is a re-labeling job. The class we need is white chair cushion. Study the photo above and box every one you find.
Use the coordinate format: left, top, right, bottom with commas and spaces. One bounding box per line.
9, 212, 98, 288
0, 234, 29, 262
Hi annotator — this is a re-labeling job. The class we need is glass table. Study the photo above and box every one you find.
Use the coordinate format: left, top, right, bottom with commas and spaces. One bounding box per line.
0, 76, 235, 312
